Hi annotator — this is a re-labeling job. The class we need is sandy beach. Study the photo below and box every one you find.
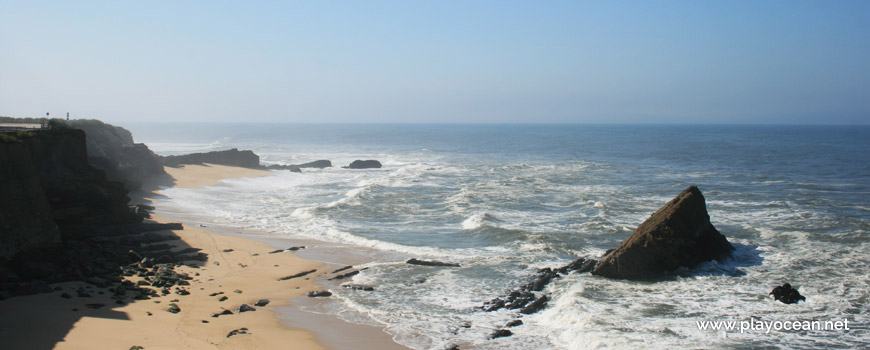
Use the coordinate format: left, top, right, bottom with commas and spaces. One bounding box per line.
0, 164, 405, 350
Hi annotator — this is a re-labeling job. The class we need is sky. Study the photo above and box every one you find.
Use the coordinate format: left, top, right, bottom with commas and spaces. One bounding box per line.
1, 1, 868, 124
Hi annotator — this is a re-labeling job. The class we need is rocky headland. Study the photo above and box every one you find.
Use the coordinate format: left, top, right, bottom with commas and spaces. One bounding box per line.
54, 119, 166, 191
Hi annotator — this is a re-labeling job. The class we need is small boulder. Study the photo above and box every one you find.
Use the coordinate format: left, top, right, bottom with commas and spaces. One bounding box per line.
254, 299, 270, 307
238, 304, 256, 313
490, 329, 513, 339
167, 303, 181, 314
212, 309, 233, 317
226, 327, 249, 338
505, 319, 523, 328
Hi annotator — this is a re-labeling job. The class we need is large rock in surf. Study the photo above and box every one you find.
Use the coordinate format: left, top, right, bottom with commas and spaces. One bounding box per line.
343, 160, 382, 169
592, 186, 734, 280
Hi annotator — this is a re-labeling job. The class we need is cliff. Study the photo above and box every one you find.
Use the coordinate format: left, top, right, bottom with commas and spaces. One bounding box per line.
0, 128, 142, 258
0, 132, 61, 259
54, 119, 165, 190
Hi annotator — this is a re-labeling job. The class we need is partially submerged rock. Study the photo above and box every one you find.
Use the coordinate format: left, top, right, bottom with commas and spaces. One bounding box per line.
406, 258, 460, 267
328, 270, 359, 280
295, 160, 332, 169
308, 290, 332, 298
770, 283, 805, 304
482, 257, 595, 314
592, 186, 734, 280
343, 160, 382, 169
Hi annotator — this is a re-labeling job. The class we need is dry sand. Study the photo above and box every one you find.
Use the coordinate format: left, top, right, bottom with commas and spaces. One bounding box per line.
0, 163, 406, 349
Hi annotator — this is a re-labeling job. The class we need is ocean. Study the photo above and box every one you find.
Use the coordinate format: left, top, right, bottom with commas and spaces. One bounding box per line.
128, 123, 869, 349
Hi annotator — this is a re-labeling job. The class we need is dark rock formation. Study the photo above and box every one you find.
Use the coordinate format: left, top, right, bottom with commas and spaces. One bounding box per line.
307, 290, 332, 297
160, 148, 261, 169
54, 119, 165, 190
406, 258, 461, 267
342, 284, 375, 291
167, 303, 181, 314
331, 265, 353, 274
490, 329, 513, 339
237, 304, 256, 312
226, 328, 249, 338
482, 257, 595, 314
212, 309, 233, 317
343, 160, 382, 169
265, 160, 331, 172
0, 128, 144, 258
328, 270, 359, 280
296, 160, 332, 168
505, 319, 523, 328
519, 295, 549, 314
769, 283, 805, 304
264, 164, 301, 172
278, 269, 316, 281
254, 299, 270, 307
0, 133, 62, 258
591, 186, 735, 280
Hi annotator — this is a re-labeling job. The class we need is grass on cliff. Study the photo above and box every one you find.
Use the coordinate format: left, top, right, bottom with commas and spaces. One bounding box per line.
0, 131, 35, 143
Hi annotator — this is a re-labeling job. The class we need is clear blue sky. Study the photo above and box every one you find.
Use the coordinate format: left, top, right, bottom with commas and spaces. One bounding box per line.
1, 1, 868, 124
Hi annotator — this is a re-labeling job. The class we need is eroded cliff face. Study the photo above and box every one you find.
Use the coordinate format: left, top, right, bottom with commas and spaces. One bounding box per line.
0, 129, 141, 258
55, 119, 165, 190
0, 136, 61, 259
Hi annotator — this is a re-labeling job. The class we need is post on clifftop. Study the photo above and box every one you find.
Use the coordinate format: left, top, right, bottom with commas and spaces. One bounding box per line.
67, 112, 69, 120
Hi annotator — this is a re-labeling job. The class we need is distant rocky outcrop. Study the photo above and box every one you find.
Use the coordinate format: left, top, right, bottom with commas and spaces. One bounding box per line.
591, 186, 735, 280
160, 148, 260, 169
296, 160, 332, 168
343, 160, 382, 169
264, 159, 332, 172
264, 164, 301, 172
55, 119, 165, 190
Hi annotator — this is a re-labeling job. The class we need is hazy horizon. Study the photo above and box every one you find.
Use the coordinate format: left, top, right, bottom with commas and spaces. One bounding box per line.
2, 1, 868, 125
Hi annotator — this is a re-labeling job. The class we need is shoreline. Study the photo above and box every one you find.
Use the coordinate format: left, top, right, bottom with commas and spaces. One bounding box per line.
0, 163, 407, 350
151, 164, 409, 349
